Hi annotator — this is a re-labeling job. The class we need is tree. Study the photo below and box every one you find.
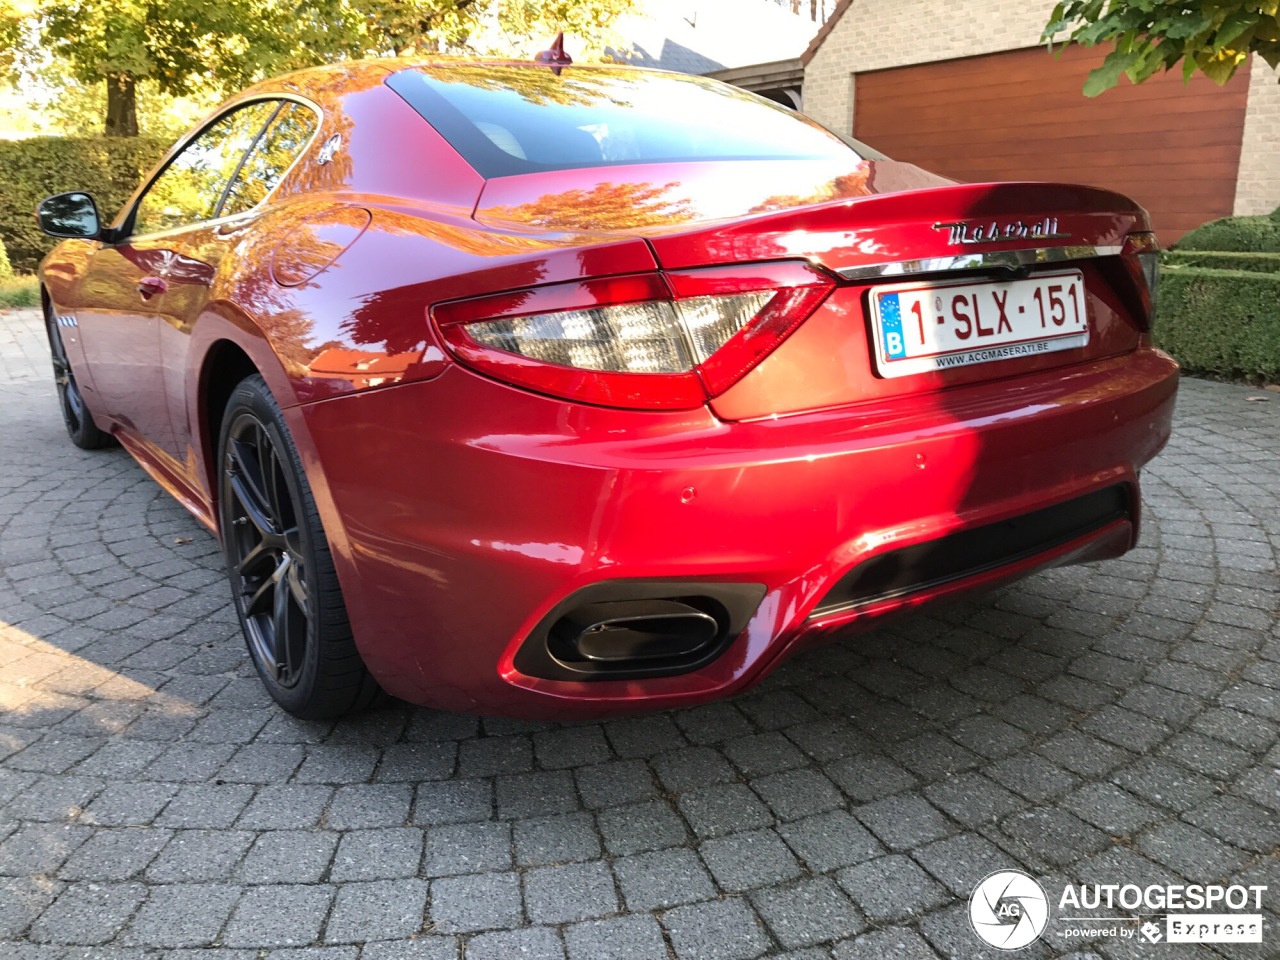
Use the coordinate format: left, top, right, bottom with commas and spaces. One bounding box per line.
1045, 1, 1280, 96
0, 0, 635, 137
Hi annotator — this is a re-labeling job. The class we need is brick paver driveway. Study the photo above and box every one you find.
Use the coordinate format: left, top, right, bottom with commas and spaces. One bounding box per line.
1, 306, 1277, 960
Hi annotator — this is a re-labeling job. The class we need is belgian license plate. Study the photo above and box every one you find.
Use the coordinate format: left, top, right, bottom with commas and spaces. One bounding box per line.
870, 271, 1088, 378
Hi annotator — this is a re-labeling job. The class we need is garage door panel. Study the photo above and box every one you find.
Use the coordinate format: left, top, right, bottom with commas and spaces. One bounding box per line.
854, 44, 1250, 242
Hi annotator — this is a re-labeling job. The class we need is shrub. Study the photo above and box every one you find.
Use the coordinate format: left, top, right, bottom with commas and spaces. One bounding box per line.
0, 237, 11, 280
1156, 266, 1280, 381
0, 275, 40, 308
0, 136, 168, 273
1175, 212, 1280, 253
1162, 250, 1280, 274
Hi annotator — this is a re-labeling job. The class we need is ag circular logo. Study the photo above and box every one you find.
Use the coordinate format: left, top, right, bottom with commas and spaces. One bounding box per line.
969, 869, 1050, 950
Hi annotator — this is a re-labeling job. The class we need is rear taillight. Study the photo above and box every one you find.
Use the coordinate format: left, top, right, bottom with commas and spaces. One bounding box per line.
432, 262, 833, 409
1121, 231, 1160, 328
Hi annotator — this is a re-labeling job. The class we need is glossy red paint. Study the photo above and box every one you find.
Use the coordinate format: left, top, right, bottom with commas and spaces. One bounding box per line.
37, 58, 1179, 717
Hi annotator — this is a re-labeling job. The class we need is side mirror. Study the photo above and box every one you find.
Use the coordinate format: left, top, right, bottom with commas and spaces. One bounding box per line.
36, 192, 102, 239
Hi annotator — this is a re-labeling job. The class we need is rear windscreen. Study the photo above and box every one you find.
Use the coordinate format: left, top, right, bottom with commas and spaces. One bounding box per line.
385, 64, 863, 178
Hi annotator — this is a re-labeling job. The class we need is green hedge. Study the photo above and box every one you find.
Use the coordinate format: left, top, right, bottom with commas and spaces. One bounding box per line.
1162, 250, 1280, 274
0, 136, 168, 273
1176, 209, 1280, 253
1156, 266, 1280, 381
0, 237, 11, 281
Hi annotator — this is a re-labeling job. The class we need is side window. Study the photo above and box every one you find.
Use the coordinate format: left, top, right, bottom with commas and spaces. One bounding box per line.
219, 103, 320, 219
131, 101, 280, 237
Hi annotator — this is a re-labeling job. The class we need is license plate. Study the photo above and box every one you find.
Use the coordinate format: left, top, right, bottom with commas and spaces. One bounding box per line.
870, 271, 1088, 378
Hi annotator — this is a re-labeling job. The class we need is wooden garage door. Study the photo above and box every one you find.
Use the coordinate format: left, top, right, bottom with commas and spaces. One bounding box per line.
853, 44, 1251, 242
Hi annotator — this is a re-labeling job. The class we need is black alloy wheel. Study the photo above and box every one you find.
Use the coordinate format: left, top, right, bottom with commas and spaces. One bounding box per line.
43, 297, 113, 449
217, 375, 379, 718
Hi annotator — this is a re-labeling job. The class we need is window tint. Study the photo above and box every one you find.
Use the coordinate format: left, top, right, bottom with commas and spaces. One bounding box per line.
220, 102, 320, 218
131, 101, 279, 236
386, 65, 861, 178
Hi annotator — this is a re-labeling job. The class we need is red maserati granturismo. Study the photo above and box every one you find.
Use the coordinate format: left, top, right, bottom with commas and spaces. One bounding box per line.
36, 55, 1178, 719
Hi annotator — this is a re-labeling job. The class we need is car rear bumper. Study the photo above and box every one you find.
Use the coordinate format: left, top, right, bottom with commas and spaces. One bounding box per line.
296, 346, 1178, 718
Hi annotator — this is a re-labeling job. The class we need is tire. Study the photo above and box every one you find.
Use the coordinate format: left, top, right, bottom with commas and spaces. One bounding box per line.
43, 297, 114, 450
217, 374, 381, 719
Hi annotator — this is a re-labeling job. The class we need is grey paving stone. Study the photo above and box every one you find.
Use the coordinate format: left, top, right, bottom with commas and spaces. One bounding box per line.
722, 732, 808, 777
751, 877, 866, 949
331, 827, 423, 882
0, 876, 60, 939
832, 927, 942, 960
597, 800, 688, 856
678, 783, 774, 839
573, 759, 656, 809
217, 744, 305, 784
1137, 821, 1251, 880
999, 807, 1112, 867
495, 771, 577, 820
414, 779, 493, 825
59, 827, 171, 880
752, 768, 844, 821
514, 812, 600, 866
457, 736, 533, 777
429, 871, 523, 933
923, 772, 1027, 828
1062, 783, 1162, 836
564, 915, 667, 960
614, 847, 716, 910
603, 714, 686, 758
652, 746, 737, 792
28, 880, 147, 945
4, 774, 103, 822
778, 810, 885, 872
524, 861, 618, 924
534, 725, 612, 769
147, 830, 256, 882
464, 926, 565, 960
835, 854, 950, 922
157, 783, 255, 829
81, 781, 178, 826
662, 897, 771, 960
854, 795, 953, 851
824, 753, 917, 803
238, 830, 338, 884
422, 821, 512, 877
236, 785, 333, 830
324, 878, 428, 942
699, 827, 803, 892
374, 742, 457, 782
911, 833, 1021, 897
361, 937, 461, 959
0, 822, 92, 875
324, 783, 413, 830
123, 883, 241, 947
222, 883, 335, 948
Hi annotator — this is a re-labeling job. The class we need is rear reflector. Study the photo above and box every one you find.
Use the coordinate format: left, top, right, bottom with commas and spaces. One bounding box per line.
1120, 231, 1160, 329
432, 262, 833, 409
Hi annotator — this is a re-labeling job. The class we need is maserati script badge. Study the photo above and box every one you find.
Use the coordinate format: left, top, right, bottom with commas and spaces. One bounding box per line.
933, 217, 1071, 246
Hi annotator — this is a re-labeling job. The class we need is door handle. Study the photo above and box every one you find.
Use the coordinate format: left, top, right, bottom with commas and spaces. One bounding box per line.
137, 276, 168, 299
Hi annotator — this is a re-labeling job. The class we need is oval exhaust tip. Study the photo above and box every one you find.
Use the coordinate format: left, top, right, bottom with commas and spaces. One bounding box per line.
550, 600, 720, 664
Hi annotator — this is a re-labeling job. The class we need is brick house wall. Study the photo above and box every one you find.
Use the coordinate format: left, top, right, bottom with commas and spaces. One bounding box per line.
803, 0, 1280, 218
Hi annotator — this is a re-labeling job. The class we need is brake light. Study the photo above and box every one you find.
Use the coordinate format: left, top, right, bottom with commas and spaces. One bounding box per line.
432, 262, 834, 409
1121, 231, 1160, 329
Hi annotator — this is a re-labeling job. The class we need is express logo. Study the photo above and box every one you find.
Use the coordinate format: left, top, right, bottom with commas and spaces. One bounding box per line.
969, 870, 1050, 950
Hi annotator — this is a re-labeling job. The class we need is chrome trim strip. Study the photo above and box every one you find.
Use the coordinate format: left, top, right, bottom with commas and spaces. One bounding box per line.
836, 245, 1124, 282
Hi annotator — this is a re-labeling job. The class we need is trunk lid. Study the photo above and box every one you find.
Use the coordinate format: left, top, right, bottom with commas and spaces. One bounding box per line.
474, 159, 1154, 420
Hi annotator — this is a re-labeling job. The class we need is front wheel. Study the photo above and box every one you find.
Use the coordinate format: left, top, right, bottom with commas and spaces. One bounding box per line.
217, 374, 380, 719
43, 298, 113, 450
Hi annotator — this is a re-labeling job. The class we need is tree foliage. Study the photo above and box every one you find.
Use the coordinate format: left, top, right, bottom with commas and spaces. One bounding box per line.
1045, 1, 1280, 96
0, 0, 635, 135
